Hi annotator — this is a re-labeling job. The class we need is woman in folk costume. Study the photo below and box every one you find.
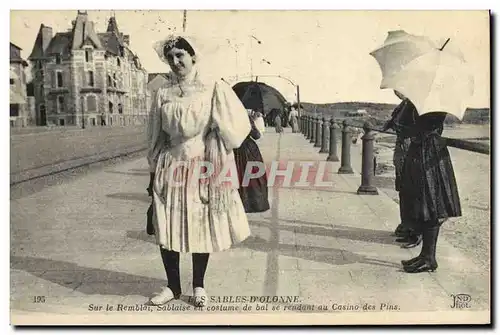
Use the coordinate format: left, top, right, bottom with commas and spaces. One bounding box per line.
399, 109, 462, 273
146, 34, 252, 306
288, 105, 300, 133
382, 90, 422, 248
233, 109, 270, 213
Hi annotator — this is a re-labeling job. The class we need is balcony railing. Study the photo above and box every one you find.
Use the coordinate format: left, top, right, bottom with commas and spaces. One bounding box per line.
80, 86, 103, 94
107, 86, 128, 94
48, 87, 70, 95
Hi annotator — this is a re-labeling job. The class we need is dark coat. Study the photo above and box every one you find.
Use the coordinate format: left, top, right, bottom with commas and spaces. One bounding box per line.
400, 112, 462, 227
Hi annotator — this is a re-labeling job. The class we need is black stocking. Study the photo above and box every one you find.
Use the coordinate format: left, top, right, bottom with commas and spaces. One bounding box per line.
159, 248, 181, 297
192, 253, 210, 289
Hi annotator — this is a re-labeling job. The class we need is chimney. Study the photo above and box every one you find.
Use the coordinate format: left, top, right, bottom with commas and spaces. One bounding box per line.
41, 24, 53, 53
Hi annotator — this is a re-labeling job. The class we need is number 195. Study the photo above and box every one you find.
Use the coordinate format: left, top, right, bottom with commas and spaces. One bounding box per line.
33, 296, 46, 303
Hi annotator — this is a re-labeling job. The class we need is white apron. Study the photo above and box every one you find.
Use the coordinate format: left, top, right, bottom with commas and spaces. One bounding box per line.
146, 79, 252, 253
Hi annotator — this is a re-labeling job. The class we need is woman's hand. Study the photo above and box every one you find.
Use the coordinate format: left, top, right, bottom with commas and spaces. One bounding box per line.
382, 120, 392, 132
252, 111, 263, 120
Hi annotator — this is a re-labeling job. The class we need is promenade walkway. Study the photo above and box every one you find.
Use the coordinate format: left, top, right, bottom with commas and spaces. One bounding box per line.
10, 127, 489, 325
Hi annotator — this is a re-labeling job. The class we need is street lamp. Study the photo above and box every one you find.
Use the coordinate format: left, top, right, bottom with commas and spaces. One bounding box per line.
249, 35, 263, 81
226, 39, 243, 81
182, 10, 187, 32
227, 35, 263, 81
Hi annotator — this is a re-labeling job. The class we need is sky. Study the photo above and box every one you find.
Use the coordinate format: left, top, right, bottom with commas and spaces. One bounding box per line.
10, 10, 490, 107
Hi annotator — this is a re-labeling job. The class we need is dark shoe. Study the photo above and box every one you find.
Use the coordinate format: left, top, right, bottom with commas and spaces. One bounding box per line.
396, 235, 410, 243
403, 257, 437, 273
395, 229, 410, 238
401, 234, 422, 249
394, 224, 409, 237
401, 254, 423, 266
403, 225, 440, 272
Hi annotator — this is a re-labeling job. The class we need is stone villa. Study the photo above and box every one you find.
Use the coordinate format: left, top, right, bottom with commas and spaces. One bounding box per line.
28, 10, 149, 127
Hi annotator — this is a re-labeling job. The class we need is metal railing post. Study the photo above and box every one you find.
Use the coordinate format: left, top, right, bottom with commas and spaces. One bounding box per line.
314, 116, 322, 147
320, 117, 329, 153
327, 118, 340, 161
338, 120, 354, 174
310, 117, 317, 143
357, 122, 379, 195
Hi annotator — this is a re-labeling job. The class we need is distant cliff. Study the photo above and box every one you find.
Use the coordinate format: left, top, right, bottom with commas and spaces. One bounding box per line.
301, 101, 490, 125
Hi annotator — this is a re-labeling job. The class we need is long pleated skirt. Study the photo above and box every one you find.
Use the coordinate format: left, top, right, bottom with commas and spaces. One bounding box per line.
400, 134, 462, 228
152, 149, 251, 253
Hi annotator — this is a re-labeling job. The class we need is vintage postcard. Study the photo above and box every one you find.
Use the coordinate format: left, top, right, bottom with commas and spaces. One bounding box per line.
9, 9, 491, 325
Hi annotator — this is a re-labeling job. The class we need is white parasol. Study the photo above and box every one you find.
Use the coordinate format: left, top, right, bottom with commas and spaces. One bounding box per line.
370, 30, 474, 120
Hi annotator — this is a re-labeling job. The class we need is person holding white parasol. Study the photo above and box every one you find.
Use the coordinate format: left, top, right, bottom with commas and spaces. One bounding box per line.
371, 31, 473, 273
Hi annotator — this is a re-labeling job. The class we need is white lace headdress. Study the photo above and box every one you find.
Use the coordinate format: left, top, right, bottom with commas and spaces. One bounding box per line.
153, 33, 222, 85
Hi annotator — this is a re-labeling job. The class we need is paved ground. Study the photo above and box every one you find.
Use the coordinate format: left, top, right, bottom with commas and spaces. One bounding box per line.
10, 127, 490, 325
10, 126, 147, 184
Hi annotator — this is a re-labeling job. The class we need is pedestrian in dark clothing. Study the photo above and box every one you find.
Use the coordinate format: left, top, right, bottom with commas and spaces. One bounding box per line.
400, 111, 462, 273
382, 90, 421, 248
234, 110, 270, 213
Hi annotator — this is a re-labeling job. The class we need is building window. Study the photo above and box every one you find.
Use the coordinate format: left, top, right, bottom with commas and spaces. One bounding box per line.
55, 54, 62, 64
57, 96, 65, 114
108, 101, 113, 114
87, 96, 97, 112
59, 119, 65, 126
85, 49, 93, 63
113, 74, 117, 88
107, 75, 112, 87
87, 71, 94, 87
10, 104, 19, 117
10, 78, 14, 85
117, 58, 121, 67
118, 103, 123, 114
57, 72, 63, 87
39, 104, 47, 126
